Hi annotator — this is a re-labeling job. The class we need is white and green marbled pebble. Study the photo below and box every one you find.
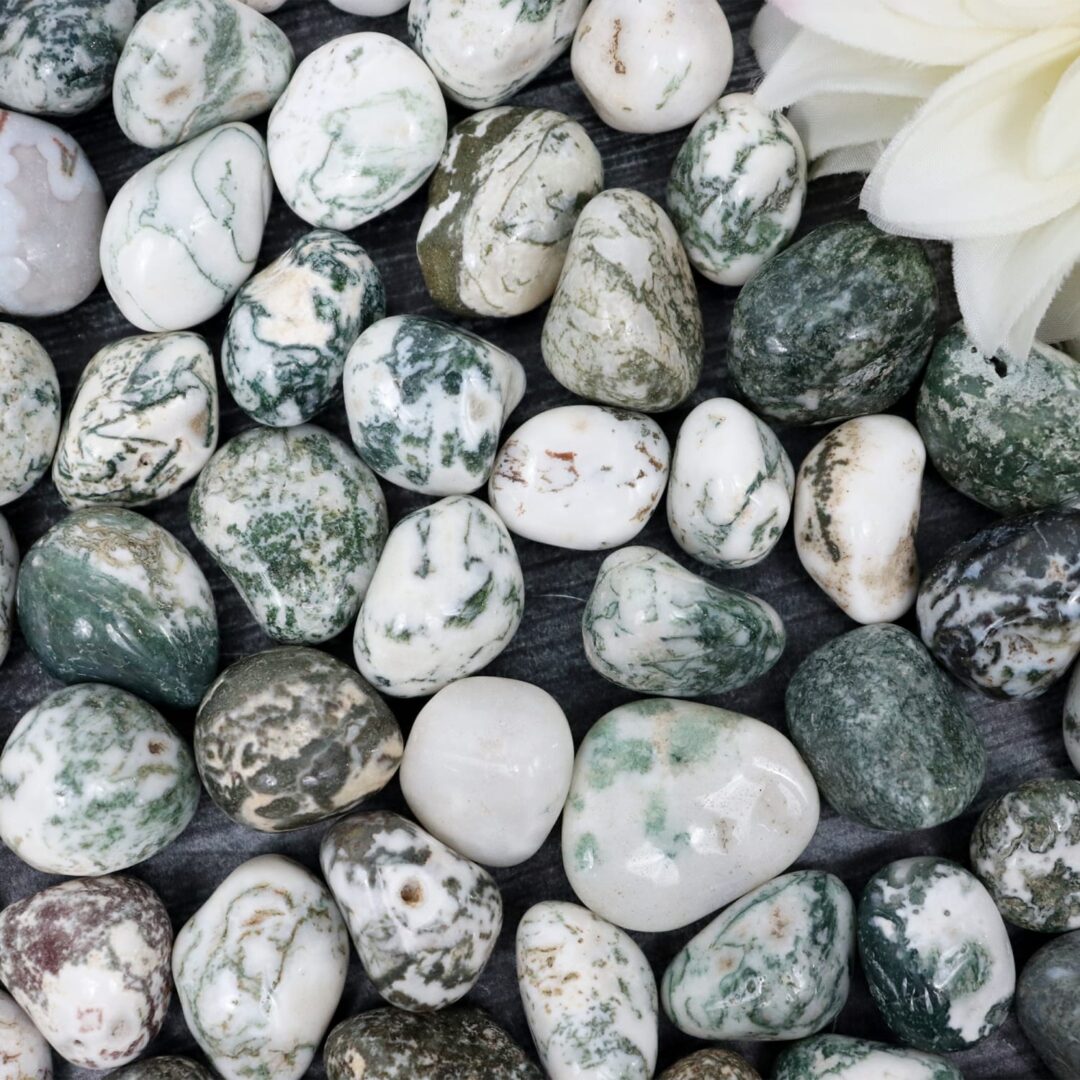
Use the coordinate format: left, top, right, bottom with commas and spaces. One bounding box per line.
772, 1034, 962, 1080
0, 324, 60, 503
0, 512, 15, 668
112, 1058, 215, 1080
542, 188, 704, 412
0, 988, 51, 1080
223, 229, 385, 427
343, 315, 525, 496
189, 424, 387, 644
1066, 663, 1080, 774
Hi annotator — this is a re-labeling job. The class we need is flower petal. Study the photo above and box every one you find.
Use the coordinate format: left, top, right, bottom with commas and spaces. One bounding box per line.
790, 93, 922, 158
1031, 53, 1080, 177
964, 0, 1080, 28
750, 4, 802, 72
810, 142, 887, 179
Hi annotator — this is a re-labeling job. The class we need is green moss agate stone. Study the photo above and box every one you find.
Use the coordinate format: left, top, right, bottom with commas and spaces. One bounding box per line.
662, 870, 853, 1041
582, 545, 785, 697
16, 507, 219, 708
110, 1057, 214, 1080
785, 624, 984, 831
728, 220, 938, 424
659, 1049, 761, 1080
857, 857, 1015, 1052
772, 1034, 962, 1079
0, 513, 15, 668
1066, 663, 1080, 774
1017, 930, 1080, 1080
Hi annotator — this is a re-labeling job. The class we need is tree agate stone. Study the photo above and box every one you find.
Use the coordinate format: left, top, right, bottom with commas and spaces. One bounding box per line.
660, 1049, 761, 1080
728, 220, 938, 424
0, 988, 51, 1079
785, 624, 985, 831
16, 507, 219, 709
223, 229, 385, 427
1017, 930, 1080, 1080
0, 512, 16, 668
772, 1034, 962, 1080
582, 545, 785, 697
195, 646, 402, 832
189, 424, 387, 644
1066, 663, 1080, 774
113, 1059, 216, 1080
418, 106, 602, 318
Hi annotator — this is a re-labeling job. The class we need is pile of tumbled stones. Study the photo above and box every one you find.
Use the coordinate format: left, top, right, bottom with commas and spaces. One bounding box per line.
1, 0, 1079, 1077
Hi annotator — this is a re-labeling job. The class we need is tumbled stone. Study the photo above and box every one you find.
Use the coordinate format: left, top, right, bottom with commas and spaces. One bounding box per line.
1066, 664, 1080, 774
1016, 930, 1080, 1080
0, 513, 16, 668
659, 1049, 761, 1080
330, 0, 405, 11
772, 1035, 962, 1080
112, 1059, 215, 1080
0, 988, 51, 1080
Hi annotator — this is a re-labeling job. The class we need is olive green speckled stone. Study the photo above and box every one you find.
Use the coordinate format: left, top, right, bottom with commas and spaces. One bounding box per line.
1017, 930, 1080, 1080
773, 1034, 962, 1079
659, 1049, 760, 1080
112, 1057, 215, 1080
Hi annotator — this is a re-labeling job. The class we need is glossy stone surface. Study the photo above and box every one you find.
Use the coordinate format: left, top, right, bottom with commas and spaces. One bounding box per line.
582, 545, 785, 696
858, 857, 1015, 1052
343, 315, 525, 496
195, 646, 402, 832
1016, 930, 1080, 1080
662, 870, 854, 1041
173, 854, 348, 1080
1066, 663, 1080, 774
772, 1035, 963, 1080
399, 676, 574, 867
786, 624, 985, 831
0, 512, 15, 668
0, 876, 172, 1069
659, 1049, 760, 1080
189, 424, 387, 644
728, 220, 938, 424
489, 404, 669, 550
562, 698, 819, 932
16, 507, 219, 709
916, 509, 1080, 699
330, 0, 406, 11
542, 188, 703, 412
320, 811, 502, 1011
0, 988, 51, 1080
353, 495, 523, 698
417, 106, 603, 318
268, 32, 446, 229
668, 93, 806, 286
0, 324, 59, 504
112, 1059, 214, 1080
223, 229, 385, 427
52, 332, 218, 508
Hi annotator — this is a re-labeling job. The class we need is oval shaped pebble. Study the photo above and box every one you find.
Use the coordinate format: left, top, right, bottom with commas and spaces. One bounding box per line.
970, 778, 1080, 932
189, 424, 387, 644
583, 546, 785, 696
662, 870, 854, 1041
785, 624, 985, 831
917, 509, 1080, 698
858, 857, 1015, 1052
343, 315, 525, 496
489, 404, 669, 550
417, 106, 603, 318
542, 188, 703, 412
1066, 664, 1080, 774
0, 988, 51, 1080
195, 646, 402, 832
101, 122, 272, 332
1017, 930, 1080, 1080
0, 111, 106, 317
16, 507, 219, 709
729, 220, 938, 424
772, 1034, 962, 1080
114, 0, 294, 149
320, 811, 502, 1011
0, 876, 172, 1069
794, 414, 925, 624
173, 855, 348, 1080
331, 0, 407, 11
268, 33, 446, 229
0, 514, 15, 669
113, 1059, 215, 1080
517, 900, 658, 1080
223, 229, 385, 427
562, 698, 819, 932
668, 93, 806, 286
400, 676, 573, 867
571, 0, 733, 134
353, 495, 523, 698
52, 332, 218, 508
660, 1049, 761, 1080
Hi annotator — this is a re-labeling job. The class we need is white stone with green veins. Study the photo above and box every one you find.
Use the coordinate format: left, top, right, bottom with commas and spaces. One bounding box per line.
0, 514, 15, 668
0, 324, 59, 505
0, 988, 51, 1080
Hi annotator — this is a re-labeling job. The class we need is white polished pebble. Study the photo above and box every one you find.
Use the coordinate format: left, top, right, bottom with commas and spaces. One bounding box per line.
330, 0, 407, 11
239, 0, 286, 9
1067, 664, 1080, 775
400, 677, 574, 867
0, 514, 16, 669
0, 988, 51, 1079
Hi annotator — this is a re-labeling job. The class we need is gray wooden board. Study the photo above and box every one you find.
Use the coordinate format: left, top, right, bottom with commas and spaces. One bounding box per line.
0, 1, 1067, 1077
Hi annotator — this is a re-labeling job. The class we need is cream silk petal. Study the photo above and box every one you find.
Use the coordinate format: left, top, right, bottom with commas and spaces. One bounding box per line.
882, 0, 1000, 28
1030, 53, 1080, 177
790, 94, 921, 159
964, 0, 1080, 28
811, 143, 887, 179
1040, 264, 1080, 343
749, 4, 801, 71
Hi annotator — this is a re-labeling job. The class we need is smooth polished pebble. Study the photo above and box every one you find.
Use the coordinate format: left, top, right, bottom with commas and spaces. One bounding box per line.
0, 988, 51, 1080
1017, 930, 1080, 1080
772, 1034, 963, 1080
173, 855, 348, 1080
0, 513, 15, 668
399, 676, 574, 867
238, 0, 285, 9
112, 1059, 215, 1080
330, 0, 408, 12
659, 1049, 761, 1080
1066, 664, 1080, 774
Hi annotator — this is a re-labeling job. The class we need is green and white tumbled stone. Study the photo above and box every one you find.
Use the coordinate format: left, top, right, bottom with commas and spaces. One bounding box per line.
16, 508, 219, 709
582, 545, 785, 697
1017, 930, 1080, 1080
1066, 664, 1080, 774
114, 0, 294, 149
320, 811, 503, 1012
353, 495, 523, 698
417, 106, 603, 318
223, 230, 385, 427
857, 857, 1015, 1052
0, 513, 15, 668
660, 1049, 761, 1080
728, 220, 938, 424
343, 315, 525, 496
542, 188, 704, 412
100, 122, 272, 331
668, 93, 806, 286
785, 624, 985, 831
0, 683, 199, 875
267, 33, 447, 229
772, 1035, 963, 1080
0, 324, 59, 504
52, 332, 218, 508
173, 855, 349, 1080
195, 646, 402, 832
189, 424, 387, 644
662, 870, 854, 1041
516, 900, 658, 1080
917, 509, 1080, 698
0, 988, 51, 1080
112, 1058, 215, 1080
562, 698, 819, 932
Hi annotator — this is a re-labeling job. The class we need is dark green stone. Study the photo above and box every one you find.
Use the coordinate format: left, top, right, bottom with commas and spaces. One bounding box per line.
773, 1034, 962, 1079
1017, 930, 1080, 1080
112, 1058, 215, 1080
659, 1049, 760, 1079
